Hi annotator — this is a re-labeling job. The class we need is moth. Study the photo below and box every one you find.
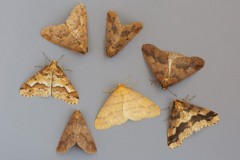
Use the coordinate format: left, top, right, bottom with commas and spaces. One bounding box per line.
19, 57, 79, 105
57, 110, 97, 154
41, 3, 88, 54
106, 11, 143, 57
95, 84, 160, 130
142, 44, 205, 89
168, 99, 220, 149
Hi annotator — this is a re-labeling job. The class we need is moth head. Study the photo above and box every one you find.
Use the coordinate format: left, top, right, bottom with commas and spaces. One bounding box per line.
174, 100, 184, 111
48, 61, 58, 69
73, 110, 81, 119
161, 77, 169, 90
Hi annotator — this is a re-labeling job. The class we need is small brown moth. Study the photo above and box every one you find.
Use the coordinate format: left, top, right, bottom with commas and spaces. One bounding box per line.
168, 99, 220, 149
95, 84, 160, 130
142, 44, 205, 89
41, 3, 88, 53
19, 57, 79, 104
106, 11, 143, 57
57, 110, 97, 154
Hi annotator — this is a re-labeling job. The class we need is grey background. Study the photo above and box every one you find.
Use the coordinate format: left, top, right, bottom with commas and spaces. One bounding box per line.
0, 0, 239, 159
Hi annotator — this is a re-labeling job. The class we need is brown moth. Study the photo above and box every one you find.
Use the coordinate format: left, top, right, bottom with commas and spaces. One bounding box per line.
41, 3, 88, 53
142, 44, 205, 89
106, 11, 143, 57
95, 84, 160, 130
19, 60, 79, 105
57, 110, 97, 154
168, 99, 220, 149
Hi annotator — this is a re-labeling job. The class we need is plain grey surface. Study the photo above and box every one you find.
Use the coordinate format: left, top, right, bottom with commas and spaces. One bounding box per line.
0, 0, 239, 159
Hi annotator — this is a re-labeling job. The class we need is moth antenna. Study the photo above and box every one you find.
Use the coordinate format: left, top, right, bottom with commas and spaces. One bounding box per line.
34, 65, 43, 68
123, 75, 132, 86
189, 95, 196, 101
42, 52, 51, 62
126, 82, 136, 88
103, 87, 116, 93
167, 88, 178, 98
182, 95, 189, 101
123, 75, 137, 88
58, 54, 65, 62
62, 68, 73, 72
182, 95, 196, 102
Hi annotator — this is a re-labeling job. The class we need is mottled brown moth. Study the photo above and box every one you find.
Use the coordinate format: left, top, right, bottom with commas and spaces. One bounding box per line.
142, 44, 205, 89
106, 11, 143, 57
41, 3, 88, 54
57, 110, 97, 154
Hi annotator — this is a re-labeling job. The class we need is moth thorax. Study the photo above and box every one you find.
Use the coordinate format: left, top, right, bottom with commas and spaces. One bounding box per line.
73, 111, 81, 119
175, 101, 184, 111
49, 61, 58, 70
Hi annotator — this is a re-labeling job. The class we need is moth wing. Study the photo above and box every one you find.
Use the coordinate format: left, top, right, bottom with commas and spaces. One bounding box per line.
106, 11, 143, 57
112, 22, 142, 55
57, 111, 97, 153
105, 11, 122, 56
66, 3, 88, 31
40, 23, 71, 47
65, 3, 88, 53
40, 4, 88, 53
142, 44, 169, 87
95, 87, 128, 130
168, 55, 205, 86
123, 87, 160, 121
51, 65, 79, 104
19, 66, 52, 97
76, 111, 97, 154
168, 100, 220, 149
56, 111, 78, 153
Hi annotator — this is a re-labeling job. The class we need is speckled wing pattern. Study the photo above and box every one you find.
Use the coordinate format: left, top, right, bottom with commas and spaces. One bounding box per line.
41, 3, 88, 53
57, 110, 97, 154
106, 11, 143, 57
95, 84, 160, 130
142, 44, 205, 89
168, 100, 220, 149
19, 61, 79, 104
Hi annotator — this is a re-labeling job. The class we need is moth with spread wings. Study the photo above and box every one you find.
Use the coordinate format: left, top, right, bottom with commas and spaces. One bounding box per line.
168, 99, 220, 149
41, 3, 88, 54
106, 11, 143, 57
57, 110, 97, 154
19, 59, 79, 105
95, 84, 160, 130
142, 44, 205, 89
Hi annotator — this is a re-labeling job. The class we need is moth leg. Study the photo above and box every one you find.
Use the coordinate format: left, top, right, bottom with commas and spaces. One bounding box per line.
162, 102, 174, 121
149, 79, 159, 86
167, 88, 178, 98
